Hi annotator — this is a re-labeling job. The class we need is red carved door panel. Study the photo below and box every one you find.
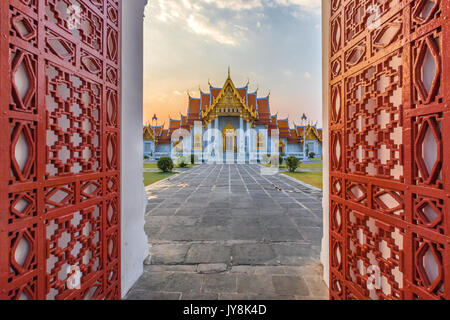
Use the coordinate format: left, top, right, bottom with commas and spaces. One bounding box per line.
329, 0, 450, 299
0, 0, 121, 300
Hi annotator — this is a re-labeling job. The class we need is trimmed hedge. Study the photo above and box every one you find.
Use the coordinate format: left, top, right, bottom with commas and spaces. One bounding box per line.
157, 157, 174, 172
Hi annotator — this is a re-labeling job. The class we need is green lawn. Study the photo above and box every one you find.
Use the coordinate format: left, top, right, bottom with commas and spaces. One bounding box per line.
176, 164, 196, 168
144, 162, 196, 169
299, 162, 323, 169
143, 171, 177, 186
282, 171, 323, 189
263, 162, 323, 169
143, 162, 158, 169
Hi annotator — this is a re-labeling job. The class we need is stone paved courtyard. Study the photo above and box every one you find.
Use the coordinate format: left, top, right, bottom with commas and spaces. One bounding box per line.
126, 164, 328, 300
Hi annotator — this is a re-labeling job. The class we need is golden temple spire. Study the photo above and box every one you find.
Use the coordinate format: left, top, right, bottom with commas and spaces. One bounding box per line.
228, 66, 231, 79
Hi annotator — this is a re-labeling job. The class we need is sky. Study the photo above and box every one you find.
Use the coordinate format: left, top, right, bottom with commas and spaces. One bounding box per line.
143, 0, 322, 128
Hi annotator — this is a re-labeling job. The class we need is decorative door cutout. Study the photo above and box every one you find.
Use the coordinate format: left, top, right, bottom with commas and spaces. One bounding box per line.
329, 0, 449, 300
0, 0, 121, 300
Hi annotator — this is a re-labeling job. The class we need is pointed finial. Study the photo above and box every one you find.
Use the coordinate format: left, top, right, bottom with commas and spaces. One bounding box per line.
268, 90, 271, 97
228, 66, 231, 78
187, 90, 191, 97
246, 78, 250, 87
208, 78, 211, 86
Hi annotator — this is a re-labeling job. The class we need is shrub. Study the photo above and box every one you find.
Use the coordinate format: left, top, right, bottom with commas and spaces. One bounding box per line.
157, 157, 174, 172
268, 154, 284, 166
176, 155, 190, 168
286, 156, 300, 172
261, 154, 271, 165
309, 152, 316, 159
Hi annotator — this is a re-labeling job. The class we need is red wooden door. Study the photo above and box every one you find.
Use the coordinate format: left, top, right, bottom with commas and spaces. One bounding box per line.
0, 0, 121, 300
329, 0, 450, 300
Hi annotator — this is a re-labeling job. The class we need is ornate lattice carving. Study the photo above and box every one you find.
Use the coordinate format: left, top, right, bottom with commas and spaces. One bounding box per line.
329, 0, 449, 300
1, 0, 121, 300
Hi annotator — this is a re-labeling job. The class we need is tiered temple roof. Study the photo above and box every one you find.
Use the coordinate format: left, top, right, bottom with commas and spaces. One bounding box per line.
144, 72, 322, 146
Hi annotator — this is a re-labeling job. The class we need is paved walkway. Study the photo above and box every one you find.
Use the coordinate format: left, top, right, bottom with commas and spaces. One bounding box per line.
126, 164, 328, 300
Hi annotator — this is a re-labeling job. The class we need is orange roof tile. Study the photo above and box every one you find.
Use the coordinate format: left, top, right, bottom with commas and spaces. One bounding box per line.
256, 98, 270, 124
211, 88, 221, 101
169, 120, 181, 134
247, 93, 257, 112
277, 119, 290, 138
159, 129, 170, 143
189, 98, 201, 114
237, 88, 247, 100
288, 129, 298, 143
188, 98, 201, 123
201, 94, 210, 112
181, 116, 189, 127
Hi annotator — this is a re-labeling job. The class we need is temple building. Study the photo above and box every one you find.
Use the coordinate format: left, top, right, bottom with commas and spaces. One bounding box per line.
143, 70, 322, 161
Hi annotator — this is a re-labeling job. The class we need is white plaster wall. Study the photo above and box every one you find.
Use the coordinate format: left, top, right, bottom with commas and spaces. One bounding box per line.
120, 0, 149, 298
156, 143, 171, 153
320, 0, 330, 288
287, 143, 302, 154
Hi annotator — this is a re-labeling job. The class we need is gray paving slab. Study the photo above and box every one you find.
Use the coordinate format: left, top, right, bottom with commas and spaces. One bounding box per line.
125, 164, 327, 300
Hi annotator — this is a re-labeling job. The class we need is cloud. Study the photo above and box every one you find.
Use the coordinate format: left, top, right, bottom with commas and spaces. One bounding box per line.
200, 0, 263, 10
304, 72, 311, 79
150, 0, 257, 47
149, 0, 320, 48
282, 69, 294, 76
271, 0, 321, 15
187, 14, 240, 46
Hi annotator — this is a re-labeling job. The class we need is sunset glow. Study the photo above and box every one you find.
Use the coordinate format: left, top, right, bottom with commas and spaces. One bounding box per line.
143, 0, 322, 127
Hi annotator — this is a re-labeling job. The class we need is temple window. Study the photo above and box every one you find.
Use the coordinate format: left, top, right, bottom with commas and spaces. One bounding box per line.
277, 140, 285, 153
194, 133, 202, 150
256, 132, 265, 150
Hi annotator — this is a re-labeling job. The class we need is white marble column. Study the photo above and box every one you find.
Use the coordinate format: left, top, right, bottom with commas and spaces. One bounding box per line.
207, 122, 212, 162
120, 0, 149, 297
238, 117, 245, 163
215, 117, 221, 163
321, 0, 330, 288
246, 121, 250, 163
